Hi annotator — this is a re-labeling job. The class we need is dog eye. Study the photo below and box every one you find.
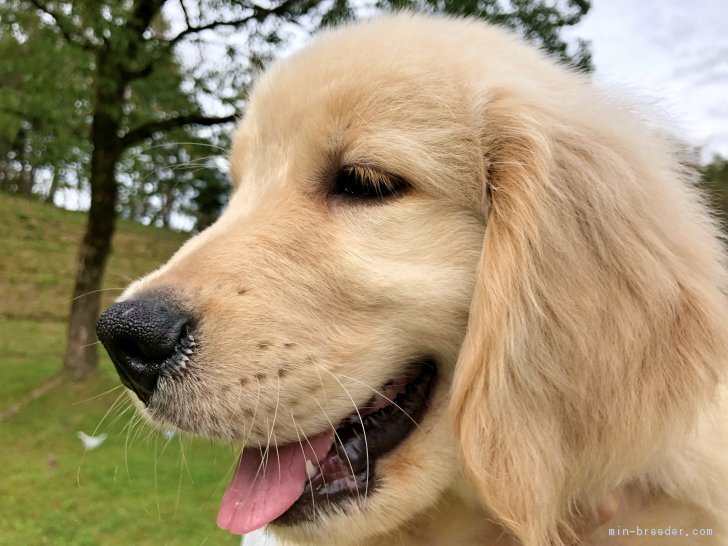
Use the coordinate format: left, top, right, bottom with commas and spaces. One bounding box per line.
330, 166, 407, 202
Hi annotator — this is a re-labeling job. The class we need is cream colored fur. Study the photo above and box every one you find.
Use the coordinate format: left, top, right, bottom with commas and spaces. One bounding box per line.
121, 14, 728, 546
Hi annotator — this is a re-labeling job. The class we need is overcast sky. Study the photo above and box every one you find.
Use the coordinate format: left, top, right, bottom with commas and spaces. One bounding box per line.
564, 0, 728, 162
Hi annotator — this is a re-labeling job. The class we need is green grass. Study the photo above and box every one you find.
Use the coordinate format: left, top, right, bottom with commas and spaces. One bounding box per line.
0, 194, 187, 321
0, 195, 241, 545
0, 318, 65, 407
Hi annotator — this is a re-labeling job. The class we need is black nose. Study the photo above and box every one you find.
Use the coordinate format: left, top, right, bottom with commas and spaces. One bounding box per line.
96, 294, 192, 404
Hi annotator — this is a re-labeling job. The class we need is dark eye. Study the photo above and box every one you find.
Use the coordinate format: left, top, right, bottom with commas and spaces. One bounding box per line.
330, 165, 407, 201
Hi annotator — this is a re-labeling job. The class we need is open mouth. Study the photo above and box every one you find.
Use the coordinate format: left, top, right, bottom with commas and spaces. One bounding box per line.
216, 358, 437, 535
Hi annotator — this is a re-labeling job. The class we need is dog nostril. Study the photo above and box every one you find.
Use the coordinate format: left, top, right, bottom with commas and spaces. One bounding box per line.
96, 293, 192, 405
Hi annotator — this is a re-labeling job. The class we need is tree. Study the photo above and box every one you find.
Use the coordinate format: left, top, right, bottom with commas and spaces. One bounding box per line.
117, 128, 231, 230
701, 155, 728, 223
0, 9, 91, 200
375, 0, 592, 69
1, 0, 591, 381
2, 0, 330, 380
0, 12, 229, 222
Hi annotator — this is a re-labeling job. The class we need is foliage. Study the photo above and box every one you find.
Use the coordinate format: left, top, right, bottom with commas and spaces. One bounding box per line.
377, 0, 591, 70
0, 0, 241, 229
701, 155, 728, 222
0, 5, 92, 198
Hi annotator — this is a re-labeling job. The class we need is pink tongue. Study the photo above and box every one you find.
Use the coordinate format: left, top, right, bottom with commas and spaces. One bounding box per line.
217, 431, 335, 535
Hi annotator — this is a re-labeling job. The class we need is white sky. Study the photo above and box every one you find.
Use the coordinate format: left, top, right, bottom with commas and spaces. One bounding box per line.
565, 0, 728, 162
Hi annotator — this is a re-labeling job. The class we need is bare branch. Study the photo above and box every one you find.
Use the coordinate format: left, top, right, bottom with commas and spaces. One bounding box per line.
120, 113, 237, 147
179, 0, 192, 29
117, 0, 169, 82
167, 17, 253, 46
27, 0, 96, 50
128, 0, 168, 34
122, 61, 155, 82
166, 0, 301, 46
0, 105, 29, 120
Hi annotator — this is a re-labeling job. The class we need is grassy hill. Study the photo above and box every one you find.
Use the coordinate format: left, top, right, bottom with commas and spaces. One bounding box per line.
0, 195, 240, 546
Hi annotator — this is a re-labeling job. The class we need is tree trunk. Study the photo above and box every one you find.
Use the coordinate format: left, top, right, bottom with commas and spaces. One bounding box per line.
63, 56, 125, 381
45, 167, 59, 204
160, 183, 175, 228
25, 164, 36, 198
15, 125, 34, 198
0, 160, 10, 193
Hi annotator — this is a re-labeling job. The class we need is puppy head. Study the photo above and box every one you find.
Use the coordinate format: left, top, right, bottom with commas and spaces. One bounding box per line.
100, 15, 494, 543
97, 14, 728, 545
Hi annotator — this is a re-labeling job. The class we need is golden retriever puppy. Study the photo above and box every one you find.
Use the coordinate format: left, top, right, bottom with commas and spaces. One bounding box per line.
96, 14, 728, 546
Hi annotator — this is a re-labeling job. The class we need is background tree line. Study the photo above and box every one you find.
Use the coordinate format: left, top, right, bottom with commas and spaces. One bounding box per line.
6, 0, 689, 382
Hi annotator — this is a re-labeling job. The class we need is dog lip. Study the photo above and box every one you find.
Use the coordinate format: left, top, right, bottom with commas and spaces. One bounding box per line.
273, 358, 437, 526
159, 328, 198, 378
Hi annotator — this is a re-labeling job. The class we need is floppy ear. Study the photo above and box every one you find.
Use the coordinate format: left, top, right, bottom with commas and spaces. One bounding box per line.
451, 88, 728, 545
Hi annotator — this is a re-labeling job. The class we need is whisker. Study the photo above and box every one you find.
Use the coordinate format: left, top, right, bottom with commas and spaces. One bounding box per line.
140, 424, 159, 444
124, 412, 143, 480
76, 449, 87, 488
73, 384, 123, 405
320, 369, 370, 501
154, 433, 162, 522
205, 442, 246, 503
174, 435, 185, 518
336, 372, 422, 431
205, 378, 264, 503
160, 429, 175, 458
130, 415, 150, 447
308, 357, 329, 405
261, 416, 271, 471
77, 393, 128, 486
139, 156, 221, 184
290, 411, 319, 525
117, 404, 138, 435
104, 400, 135, 432
250, 412, 272, 490
272, 376, 282, 483
90, 391, 127, 437
253, 378, 280, 483
134, 141, 228, 154
272, 428, 281, 485
243, 378, 262, 450
178, 434, 194, 483
70, 287, 126, 303
106, 271, 134, 283
201, 374, 256, 503
313, 398, 361, 504
250, 426, 268, 489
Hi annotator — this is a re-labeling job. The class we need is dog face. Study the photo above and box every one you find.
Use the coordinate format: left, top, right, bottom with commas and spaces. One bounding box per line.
97, 14, 728, 546
99, 15, 490, 544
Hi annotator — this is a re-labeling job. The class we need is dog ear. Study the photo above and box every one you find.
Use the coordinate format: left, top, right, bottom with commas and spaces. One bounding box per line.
451, 88, 728, 544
